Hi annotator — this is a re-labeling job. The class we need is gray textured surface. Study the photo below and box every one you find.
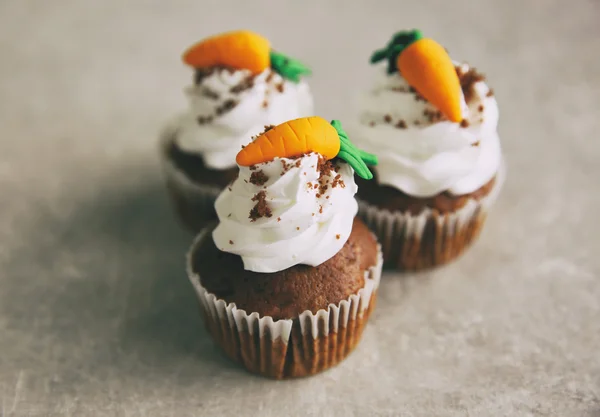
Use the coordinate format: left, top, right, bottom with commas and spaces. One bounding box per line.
1, 0, 599, 416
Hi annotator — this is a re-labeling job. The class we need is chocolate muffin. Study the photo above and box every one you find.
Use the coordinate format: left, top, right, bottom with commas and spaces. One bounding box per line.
350, 30, 505, 270
186, 117, 382, 379
189, 218, 380, 379
160, 30, 313, 233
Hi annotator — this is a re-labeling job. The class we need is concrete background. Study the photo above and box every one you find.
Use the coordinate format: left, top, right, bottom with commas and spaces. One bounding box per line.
0, 0, 599, 416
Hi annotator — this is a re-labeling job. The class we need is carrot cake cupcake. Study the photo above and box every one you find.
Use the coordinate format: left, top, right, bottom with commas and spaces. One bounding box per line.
187, 117, 382, 378
161, 30, 313, 232
351, 30, 505, 270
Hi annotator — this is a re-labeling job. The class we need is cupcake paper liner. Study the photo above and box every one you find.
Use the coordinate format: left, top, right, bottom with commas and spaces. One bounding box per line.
358, 163, 506, 271
159, 124, 222, 233
187, 229, 383, 379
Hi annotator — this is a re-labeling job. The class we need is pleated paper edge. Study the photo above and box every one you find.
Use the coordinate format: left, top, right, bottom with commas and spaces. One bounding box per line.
358, 160, 507, 239
186, 228, 383, 345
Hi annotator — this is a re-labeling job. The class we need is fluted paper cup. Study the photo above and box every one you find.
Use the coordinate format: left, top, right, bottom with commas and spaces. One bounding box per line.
186, 229, 383, 379
159, 123, 221, 233
358, 163, 506, 271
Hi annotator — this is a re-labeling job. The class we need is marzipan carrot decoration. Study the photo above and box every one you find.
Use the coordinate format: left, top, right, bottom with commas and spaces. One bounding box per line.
371, 30, 463, 123
182, 30, 311, 82
236, 117, 378, 180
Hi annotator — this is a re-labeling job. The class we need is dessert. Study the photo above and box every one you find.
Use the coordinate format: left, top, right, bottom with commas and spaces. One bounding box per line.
351, 30, 505, 270
186, 117, 382, 378
161, 30, 314, 232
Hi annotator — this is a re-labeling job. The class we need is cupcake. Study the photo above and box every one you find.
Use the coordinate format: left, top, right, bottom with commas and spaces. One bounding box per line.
351, 30, 505, 270
161, 30, 314, 232
186, 117, 382, 379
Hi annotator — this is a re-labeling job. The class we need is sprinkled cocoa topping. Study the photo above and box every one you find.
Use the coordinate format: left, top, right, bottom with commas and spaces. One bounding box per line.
472, 141, 480, 147
396, 120, 407, 129
369, 121, 376, 127
336, 234, 340, 240
384, 114, 392, 123
230, 75, 255, 94
319, 206, 323, 214
296, 226, 300, 230
216, 99, 239, 116
486, 88, 494, 97
456, 66, 486, 103
194, 66, 234, 84
460, 119, 470, 128
414, 120, 421, 125
478, 104, 485, 112
249, 165, 258, 171
423, 108, 444, 123
277, 217, 281, 222
265, 71, 275, 83
262, 99, 269, 108
409, 86, 427, 102
227, 213, 232, 217
197, 115, 214, 125
249, 191, 272, 222
391, 86, 408, 93
331, 173, 345, 189
249, 170, 269, 186
229, 240, 234, 245
201, 87, 219, 100
275, 83, 284, 93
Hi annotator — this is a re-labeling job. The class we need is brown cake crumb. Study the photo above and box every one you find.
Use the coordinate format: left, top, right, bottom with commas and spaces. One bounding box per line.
262, 99, 269, 108
460, 119, 470, 128
457, 66, 486, 103
277, 217, 281, 222
197, 115, 214, 125
336, 234, 341, 240
229, 240, 234, 245
384, 114, 392, 123
249, 191, 272, 221
265, 71, 275, 83
249, 165, 257, 171
319, 205, 323, 214
230, 75, 255, 94
471, 141, 480, 147
486, 88, 494, 97
251, 125, 275, 141
296, 226, 300, 230
331, 174, 345, 189
396, 120, 407, 129
409, 86, 427, 102
478, 104, 485, 112
194, 66, 234, 84
249, 170, 269, 186
275, 83, 284, 93
201, 88, 219, 100
216, 99, 239, 116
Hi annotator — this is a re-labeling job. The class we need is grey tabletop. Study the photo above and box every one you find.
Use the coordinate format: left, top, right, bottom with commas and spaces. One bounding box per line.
1, 1, 599, 416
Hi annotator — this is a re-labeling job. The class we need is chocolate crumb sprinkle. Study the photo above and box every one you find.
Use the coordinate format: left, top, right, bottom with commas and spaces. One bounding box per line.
216, 99, 239, 116
384, 114, 392, 123
369, 121, 375, 127
478, 104, 485, 112
249, 170, 269, 186
460, 119, 470, 128
249, 191, 272, 222
275, 83, 284, 93
229, 240, 234, 245
486, 88, 494, 97
396, 120, 407, 129
336, 234, 340, 240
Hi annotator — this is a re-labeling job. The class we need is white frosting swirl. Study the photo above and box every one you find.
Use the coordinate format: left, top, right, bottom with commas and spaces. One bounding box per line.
351, 63, 501, 197
176, 68, 313, 170
212, 153, 358, 273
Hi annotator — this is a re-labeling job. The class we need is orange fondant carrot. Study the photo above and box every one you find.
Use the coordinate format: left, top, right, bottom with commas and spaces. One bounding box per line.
236, 117, 377, 179
371, 30, 463, 123
182, 30, 271, 74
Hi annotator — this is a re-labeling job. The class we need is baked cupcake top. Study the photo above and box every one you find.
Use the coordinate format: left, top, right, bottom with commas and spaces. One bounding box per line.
212, 116, 377, 273
175, 30, 314, 170
352, 30, 501, 198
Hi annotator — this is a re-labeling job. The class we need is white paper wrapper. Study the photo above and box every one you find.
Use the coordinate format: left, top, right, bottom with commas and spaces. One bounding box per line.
186, 228, 383, 379
159, 123, 222, 233
358, 163, 506, 270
